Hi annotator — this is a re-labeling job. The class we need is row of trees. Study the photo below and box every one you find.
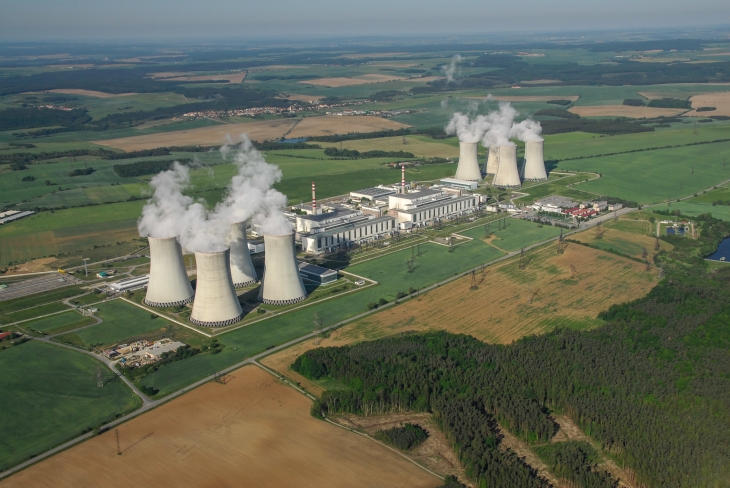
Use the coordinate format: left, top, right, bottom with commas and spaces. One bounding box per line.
294, 215, 730, 487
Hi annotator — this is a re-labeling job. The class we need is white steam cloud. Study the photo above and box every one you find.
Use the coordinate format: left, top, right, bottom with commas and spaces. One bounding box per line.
442, 54, 462, 83
445, 112, 491, 144
510, 118, 543, 142
137, 135, 293, 253
481, 102, 518, 147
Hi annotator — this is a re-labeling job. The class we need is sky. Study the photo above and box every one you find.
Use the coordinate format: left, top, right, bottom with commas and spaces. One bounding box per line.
1, 0, 729, 41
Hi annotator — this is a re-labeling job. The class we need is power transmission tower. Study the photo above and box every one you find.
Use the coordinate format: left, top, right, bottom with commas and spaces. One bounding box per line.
527, 285, 540, 304
519, 248, 527, 269
641, 247, 648, 259
570, 264, 578, 279
312, 312, 323, 345
470, 269, 477, 290
659, 265, 665, 279
116, 429, 122, 455
83, 258, 90, 277
655, 237, 660, 251
96, 364, 103, 388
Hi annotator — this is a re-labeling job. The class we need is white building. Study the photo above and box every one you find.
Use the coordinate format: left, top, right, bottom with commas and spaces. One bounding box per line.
350, 186, 398, 203
388, 188, 478, 225
300, 214, 396, 254
109, 275, 150, 293
440, 178, 478, 190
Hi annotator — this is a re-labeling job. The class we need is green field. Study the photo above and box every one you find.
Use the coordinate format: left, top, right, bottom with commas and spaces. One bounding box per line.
54, 299, 172, 349
559, 143, 730, 204
0, 340, 141, 471
2, 302, 71, 324
23, 311, 97, 335
460, 218, 564, 251
667, 201, 730, 222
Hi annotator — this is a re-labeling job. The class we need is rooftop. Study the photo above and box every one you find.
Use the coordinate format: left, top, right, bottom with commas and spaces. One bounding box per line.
298, 262, 337, 277
391, 188, 442, 201
350, 187, 397, 198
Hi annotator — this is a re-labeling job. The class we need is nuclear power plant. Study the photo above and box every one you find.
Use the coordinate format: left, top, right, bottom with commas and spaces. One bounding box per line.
190, 249, 243, 327
492, 145, 521, 188
228, 221, 258, 287
454, 141, 482, 181
258, 233, 308, 305
145, 237, 195, 307
522, 140, 547, 182
485, 146, 499, 176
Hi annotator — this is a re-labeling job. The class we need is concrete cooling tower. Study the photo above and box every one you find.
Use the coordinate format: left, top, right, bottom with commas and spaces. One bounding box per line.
228, 221, 258, 287
258, 233, 308, 305
190, 249, 243, 327
485, 146, 499, 176
492, 145, 521, 188
522, 140, 547, 182
454, 141, 482, 181
145, 237, 195, 308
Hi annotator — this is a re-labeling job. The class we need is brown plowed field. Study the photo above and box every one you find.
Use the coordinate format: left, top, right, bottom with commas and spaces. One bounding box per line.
0, 365, 440, 488
262, 244, 657, 396
568, 105, 686, 118
96, 116, 409, 151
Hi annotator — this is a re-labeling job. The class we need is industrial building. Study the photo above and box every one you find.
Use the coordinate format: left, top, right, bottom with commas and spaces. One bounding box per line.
440, 178, 478, 190
145, 237, 195, 308
190, 249, 243, 327
522, 140, 548, 182
228, 221, 258, 287
0, 210, 35, 225
492, 145, 521, 188
454, 141, 482, 181
259, 233, 308, 305
109, 275, 150, 293
532, 196, 576, 214
349, 186, 397, 203
298, 262, 338, 284
388, 188, 478, 225
299, 212, 396, 253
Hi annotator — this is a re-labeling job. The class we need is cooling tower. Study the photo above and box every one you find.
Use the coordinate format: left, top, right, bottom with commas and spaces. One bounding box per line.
144, 237, 194, 308
454, 141, 482, 181
485, 146, 499, 176
492, 145, 521, 188
190, 249, 243, 327
228, 221, 258, 287
522, 140, 547, 182
258, 233, 308, 305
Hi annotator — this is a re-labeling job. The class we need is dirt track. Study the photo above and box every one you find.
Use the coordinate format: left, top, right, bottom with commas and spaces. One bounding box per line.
0, 365, 440, 488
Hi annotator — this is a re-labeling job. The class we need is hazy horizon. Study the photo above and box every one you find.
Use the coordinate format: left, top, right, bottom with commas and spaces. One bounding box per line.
1, 0, 730, 42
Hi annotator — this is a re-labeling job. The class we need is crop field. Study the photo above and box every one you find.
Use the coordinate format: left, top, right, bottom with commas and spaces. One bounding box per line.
2, 302, 71, 324
568, 105, 687, 118
299, 74, 411, 86
54, 299, 173, 349
1, 365, 440, 488
23, 311, 97, 335
570, 218, 674, 260
262, 243, 657, 395
558, 142, 730, 204
0, 340, 142, 472
459, 218, 564, 252
317, 135, 458, 158
686, 92, 730, 117
514, 173, 600, 203
669, 201, 730, 222
95, 116, 409, 151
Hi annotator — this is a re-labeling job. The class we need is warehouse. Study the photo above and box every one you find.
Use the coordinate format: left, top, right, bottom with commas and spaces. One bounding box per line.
299, 214, 396, 253
109, 275, 150, 293
349, 186, 397, 203
388, 188, 478, 225
298, 262, 338, 284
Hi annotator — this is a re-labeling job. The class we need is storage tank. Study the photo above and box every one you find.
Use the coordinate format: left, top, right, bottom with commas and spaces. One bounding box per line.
190, 249, 243, 327
485, 146, 499, 176
144, 237, 194, 307
522, 140, 547, 181
492, 145, 521, 188
258, 233, 308, 305
454, 141, 482, 181
228, 221, 258, 287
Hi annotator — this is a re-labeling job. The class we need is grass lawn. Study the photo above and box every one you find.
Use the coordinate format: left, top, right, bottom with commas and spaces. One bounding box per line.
0, 285, 86, 316
515, 173, 600, 203
0, 340, 142, 471
23, 311, 97, 335
558, 142, 730, 204
2, 302, 71, 325
668, 201, 730, 222
460, 218, 564, 252
55, 299, 172, 349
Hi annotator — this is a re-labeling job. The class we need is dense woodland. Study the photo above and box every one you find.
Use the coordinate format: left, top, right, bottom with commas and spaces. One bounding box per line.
374, 423, 429, 450
293, 214, 730, 487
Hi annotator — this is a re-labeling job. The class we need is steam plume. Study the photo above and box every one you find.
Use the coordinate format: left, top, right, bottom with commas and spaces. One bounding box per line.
481, 102, 518, 147
510, 118, 543, 142
445, 112, 491, 143
442, 54, 462, 83
137, 162, 194, 239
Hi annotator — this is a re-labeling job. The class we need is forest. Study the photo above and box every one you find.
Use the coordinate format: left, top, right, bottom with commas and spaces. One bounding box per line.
293, 214, 730, 488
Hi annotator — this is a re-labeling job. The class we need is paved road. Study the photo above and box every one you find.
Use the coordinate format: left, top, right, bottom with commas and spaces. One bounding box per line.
0, 207, 638, 481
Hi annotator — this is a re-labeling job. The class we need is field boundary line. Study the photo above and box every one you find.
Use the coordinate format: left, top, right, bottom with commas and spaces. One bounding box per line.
119, 297, 213, 338
322, 417, 445, 481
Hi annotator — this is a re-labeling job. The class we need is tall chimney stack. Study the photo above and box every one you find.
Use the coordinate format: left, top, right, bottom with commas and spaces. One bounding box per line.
401, 164, 405, 193
311, 181, 317, 214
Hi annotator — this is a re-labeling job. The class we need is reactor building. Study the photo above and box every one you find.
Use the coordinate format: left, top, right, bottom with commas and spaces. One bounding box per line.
258, 233, 308, 305
228, 221, 258, 287
485, 146, 499, 176
522, 140, 547, 182
190, 249, 243, 327
492, 145, 521, 188
144, 237, 195, 307
454, 141, 482, 181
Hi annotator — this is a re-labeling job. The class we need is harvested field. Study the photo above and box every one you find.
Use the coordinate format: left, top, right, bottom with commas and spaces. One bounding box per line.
287, 115, 410, 138
568, 105, 686, 118
45, 89, 137, 98
1, 365, 440, 488
636, 91, 691, 100
467, 95, 580, 102
319, 135, 457, 158
520, 80, 562, 85
2, 257, 58, 275
262, 244, 657, 395
95, 116, 409, 151
333, 412, 469, 485
284, 93, 321, 102
95, 119, 297, 151
155, 73, 246, 83
685, 92, 730, 117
